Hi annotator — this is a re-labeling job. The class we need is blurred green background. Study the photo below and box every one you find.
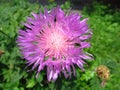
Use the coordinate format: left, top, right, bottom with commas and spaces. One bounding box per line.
0, 0, 120, 90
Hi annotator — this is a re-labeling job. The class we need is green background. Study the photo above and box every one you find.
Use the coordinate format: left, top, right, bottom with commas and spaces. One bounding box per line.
0, 0, 120, 90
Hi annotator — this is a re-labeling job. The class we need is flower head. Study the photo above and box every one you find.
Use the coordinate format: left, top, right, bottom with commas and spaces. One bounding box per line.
17, 7, 93, 81
96, 65, 110, 87
96, 65, 110, 81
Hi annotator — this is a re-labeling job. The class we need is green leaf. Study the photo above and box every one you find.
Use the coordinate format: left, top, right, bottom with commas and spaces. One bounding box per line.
26, 76, 36, 88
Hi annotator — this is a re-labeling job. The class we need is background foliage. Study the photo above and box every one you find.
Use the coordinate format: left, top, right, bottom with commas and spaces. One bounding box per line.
0, 0, 120, 90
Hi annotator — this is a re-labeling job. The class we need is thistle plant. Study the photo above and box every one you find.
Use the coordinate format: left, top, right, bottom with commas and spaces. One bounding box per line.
17, 7, 93, 81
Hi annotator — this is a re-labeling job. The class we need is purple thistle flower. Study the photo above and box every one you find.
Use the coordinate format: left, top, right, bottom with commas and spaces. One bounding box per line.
17, 7, 93, 81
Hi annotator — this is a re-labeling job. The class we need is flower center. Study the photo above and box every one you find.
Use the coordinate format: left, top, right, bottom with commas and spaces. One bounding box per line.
39, 26, 70, 59
50, 31, 65, 50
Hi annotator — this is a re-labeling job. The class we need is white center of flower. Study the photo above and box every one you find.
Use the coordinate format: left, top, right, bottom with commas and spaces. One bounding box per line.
50, 31, 65, 50
39, 26, 70, 58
